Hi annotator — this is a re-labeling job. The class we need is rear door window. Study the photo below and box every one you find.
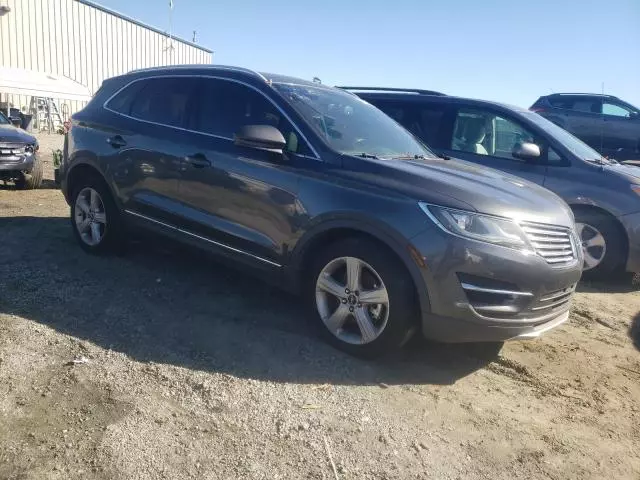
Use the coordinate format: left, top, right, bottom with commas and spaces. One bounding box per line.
371, 99, 449, 148
127, 77, 199, 128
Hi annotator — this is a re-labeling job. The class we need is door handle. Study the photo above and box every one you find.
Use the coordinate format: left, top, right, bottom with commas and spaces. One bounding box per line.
106, 135, 127, 148
185, 153, 211, 168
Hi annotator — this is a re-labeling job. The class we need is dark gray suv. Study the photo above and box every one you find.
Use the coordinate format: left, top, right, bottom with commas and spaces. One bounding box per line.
531, 93, 640, 161
59, 66, 582, 357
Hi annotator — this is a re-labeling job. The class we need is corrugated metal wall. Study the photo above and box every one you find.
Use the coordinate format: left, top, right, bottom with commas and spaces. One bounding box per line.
0, 0, 212, 129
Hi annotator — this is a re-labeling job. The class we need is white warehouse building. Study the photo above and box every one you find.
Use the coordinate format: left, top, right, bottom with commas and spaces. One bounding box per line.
0, 0, 212, 131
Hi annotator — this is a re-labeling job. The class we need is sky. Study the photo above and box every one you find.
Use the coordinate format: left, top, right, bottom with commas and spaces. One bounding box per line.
96, 0, 640, 108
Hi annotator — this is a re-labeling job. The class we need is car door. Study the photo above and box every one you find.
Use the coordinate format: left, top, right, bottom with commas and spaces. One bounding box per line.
175, 77, 317, 270
104, 76, 200, 225
441, 106, 548, 185
561, 96, 604, 151
601, 99, 640, 160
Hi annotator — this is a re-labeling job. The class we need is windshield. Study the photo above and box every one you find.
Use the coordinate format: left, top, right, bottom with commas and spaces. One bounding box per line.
273, 83, 435, 159
523, 111, 615, 163
0, 112, 9, 125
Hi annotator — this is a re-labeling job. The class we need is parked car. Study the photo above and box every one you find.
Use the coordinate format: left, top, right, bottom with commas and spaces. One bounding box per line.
59, 66, 582, 357
0, 111, 42, 189
348, 87, 640, 279
530, 93, 640, 161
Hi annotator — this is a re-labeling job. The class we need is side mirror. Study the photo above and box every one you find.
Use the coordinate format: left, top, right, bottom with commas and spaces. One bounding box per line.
10, 117, 21, 128
629, 112, 639, 120
512, 142, 541, 161
234, 125, 286, 154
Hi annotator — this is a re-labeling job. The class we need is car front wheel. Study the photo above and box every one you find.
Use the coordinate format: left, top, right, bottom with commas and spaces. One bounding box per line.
308, 238, 418, 357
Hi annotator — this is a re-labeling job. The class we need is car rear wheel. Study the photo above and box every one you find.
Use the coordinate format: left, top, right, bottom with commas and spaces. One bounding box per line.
308, 238, 418, 357
573, 209, 625, 279
70, 176, 125, 255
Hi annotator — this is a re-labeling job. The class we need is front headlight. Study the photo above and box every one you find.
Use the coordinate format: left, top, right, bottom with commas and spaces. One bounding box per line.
419, 203, 532, 251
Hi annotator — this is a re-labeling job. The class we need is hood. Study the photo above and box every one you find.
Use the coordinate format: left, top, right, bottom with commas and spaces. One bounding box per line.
0, 124, 37, 144
606, 162, 640, 183
340, 155, 574, 228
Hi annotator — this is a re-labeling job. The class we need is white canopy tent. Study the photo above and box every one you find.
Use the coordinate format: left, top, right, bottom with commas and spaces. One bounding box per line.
0, 67, 92, 131
0, 66, 92, 103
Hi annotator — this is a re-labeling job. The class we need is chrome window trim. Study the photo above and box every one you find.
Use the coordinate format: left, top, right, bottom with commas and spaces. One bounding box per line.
103, 74, 321, 160
125, 209, 282, 268
460, 282, 533, 297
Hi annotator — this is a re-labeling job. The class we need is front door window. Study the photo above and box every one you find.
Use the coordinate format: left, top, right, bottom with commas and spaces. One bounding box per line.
451, 109, 540, 162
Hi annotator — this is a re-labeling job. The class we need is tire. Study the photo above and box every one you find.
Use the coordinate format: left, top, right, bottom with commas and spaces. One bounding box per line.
307, 237, 418, 358
70, 174, 125, 255
573, 208, 625, 280
15, 156, 43, 190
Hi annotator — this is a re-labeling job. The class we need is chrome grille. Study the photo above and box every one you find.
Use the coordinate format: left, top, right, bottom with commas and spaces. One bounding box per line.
0, 143, 27, 157
520, 222, 576, 266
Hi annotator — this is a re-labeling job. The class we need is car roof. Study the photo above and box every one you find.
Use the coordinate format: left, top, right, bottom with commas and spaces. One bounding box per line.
351, 90, 529, 114
544, 92, 619, 99
118, 65, 337, 92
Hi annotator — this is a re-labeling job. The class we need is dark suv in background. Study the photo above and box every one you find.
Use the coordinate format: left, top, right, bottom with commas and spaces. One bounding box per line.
60, 66, 582, 357
349, 87, 640, 279
530, 93, 640, 161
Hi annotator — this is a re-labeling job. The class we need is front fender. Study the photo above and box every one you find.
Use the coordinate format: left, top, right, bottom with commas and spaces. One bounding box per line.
286, 213, 432, 318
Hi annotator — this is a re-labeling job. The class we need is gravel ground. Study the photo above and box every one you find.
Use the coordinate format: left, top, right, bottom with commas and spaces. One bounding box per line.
1, 134, 639, 479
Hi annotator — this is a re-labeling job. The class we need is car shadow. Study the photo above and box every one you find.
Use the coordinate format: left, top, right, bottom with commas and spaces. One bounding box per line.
577, 275, 638, 295
0, 179, 59, 190
0, 216, 500, 386
630, 313, 640, 351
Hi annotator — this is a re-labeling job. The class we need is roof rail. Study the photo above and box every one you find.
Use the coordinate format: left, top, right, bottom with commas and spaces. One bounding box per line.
127, 64, 266, 81
337, 86, 445, 96
549, 92, 615, 97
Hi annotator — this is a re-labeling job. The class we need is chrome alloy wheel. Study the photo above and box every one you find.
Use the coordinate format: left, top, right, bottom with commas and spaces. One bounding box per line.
74, 187, 107, 246
315, 256, 390, 345
575, 222, 606, 270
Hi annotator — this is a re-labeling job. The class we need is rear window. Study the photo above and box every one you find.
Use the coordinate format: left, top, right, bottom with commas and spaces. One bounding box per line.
106, 81, 147, 115
107, 77, 199, 129
549, 96, 601, 114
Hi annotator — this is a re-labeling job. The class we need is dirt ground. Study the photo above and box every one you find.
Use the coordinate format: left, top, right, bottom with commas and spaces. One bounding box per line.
1, 134, 639, 480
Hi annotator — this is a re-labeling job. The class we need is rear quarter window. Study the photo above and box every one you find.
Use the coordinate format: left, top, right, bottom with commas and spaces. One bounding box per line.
105, 80, 147, 115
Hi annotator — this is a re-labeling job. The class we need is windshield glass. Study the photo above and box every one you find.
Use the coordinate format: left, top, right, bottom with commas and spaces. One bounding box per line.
523, 111, 614, 163
273, 83, 435, 159
0, 112, 9, 125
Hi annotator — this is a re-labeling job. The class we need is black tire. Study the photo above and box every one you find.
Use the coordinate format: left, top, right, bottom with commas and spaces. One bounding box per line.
15, 156, 43, 190
307, 237, 418, 358
573, 208, 625, 280
70, 174, 125, 255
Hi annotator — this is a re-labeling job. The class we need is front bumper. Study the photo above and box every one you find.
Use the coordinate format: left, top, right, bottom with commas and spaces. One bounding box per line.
410, 227, 583, 343
0, 152, 36, 173
618, 211, 640, 273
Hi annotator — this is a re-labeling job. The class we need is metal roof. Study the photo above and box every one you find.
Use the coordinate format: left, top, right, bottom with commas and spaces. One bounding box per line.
76, 0, 213, 54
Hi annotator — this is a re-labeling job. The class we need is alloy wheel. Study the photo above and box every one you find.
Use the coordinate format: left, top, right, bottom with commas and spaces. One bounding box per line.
74, 187, 107, 246
575, 222, 606, 270
315, 256, 390, 345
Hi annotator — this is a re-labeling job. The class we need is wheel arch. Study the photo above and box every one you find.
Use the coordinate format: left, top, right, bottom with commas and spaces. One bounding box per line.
287, 217, 431, 319
569, 203, 629, 267
65, 160, 119, 209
